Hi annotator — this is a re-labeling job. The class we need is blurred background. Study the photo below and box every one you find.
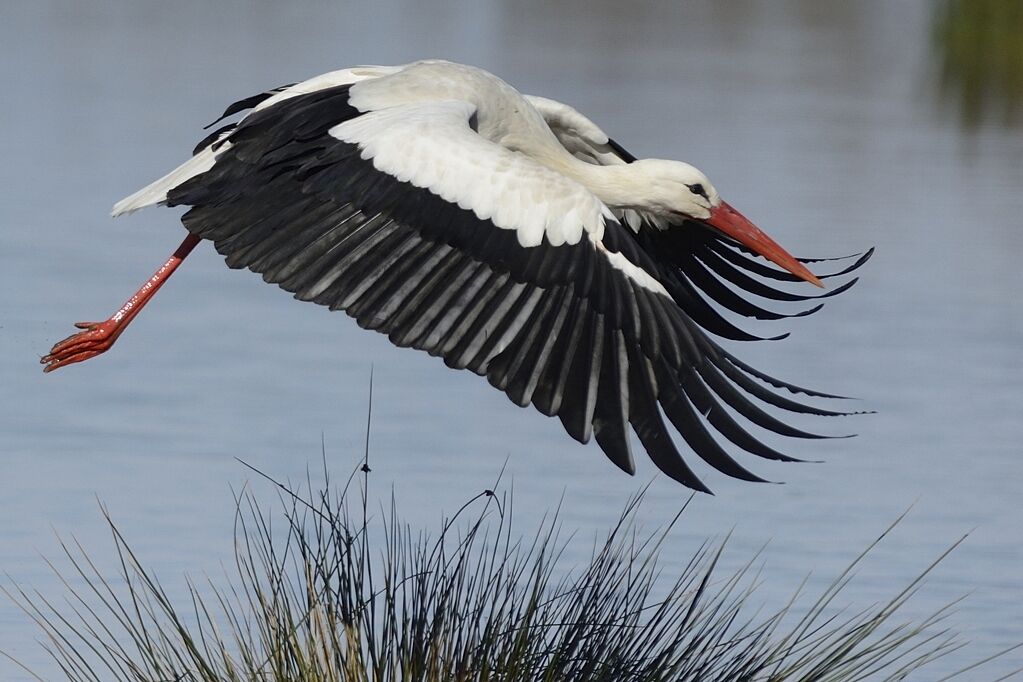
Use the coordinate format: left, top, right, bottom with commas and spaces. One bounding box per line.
2, 0, 1021, 678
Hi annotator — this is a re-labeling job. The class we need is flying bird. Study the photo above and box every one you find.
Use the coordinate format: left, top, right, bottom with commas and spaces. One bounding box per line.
42, 60, 870, 492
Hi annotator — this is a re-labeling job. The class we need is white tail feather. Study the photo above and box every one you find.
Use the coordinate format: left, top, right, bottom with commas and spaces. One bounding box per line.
110, 67, 399, 218
111, 142, 230, 217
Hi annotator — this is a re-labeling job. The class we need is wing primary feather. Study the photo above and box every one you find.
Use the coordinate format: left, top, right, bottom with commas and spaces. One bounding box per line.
601, 257, 631, 330
283, 211, 386, 293
345, 235, 432, 323
453, 270, 516, 346
180, 175, 289, 244
442, 274, 517, 364
331, 226, 425, 312
592, 330, 635, 475
386, 249, 470, 347
532, 295, 587, 417
215, 194, 328, 268
711, 356, 860, 417
707, 240, 873, 282
271, 207, 366, 284
290, 213, 393, 301
508, 287, 575, 406
678, 253, 826, 320
410, 261, 487, 353
680, 367, 805, 462
640, 291, 684, 368
696, 361, 834, 439
719, 350, 864, 401
467, 286, 545, 375
625, 345, 712, 493
419, 265, 498, 352
556, 310, 604, 443
619, 279, 645, 346
488, 286, 566, 399
661, 278, 788, 342
629, 285, 663, 357
307, 215, 408, 298
657, 364, 770, 482
257, 209, 360, 284
432, 269, 508, 354
695, 246, 860, 302
367, 242, 454, 331
798, 248, 876, 264
248, 203, 356, 277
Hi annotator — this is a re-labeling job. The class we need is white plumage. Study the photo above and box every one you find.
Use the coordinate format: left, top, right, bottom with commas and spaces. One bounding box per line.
330, 98, 610, 250
111, 141, 230, 217
45, 59, 869, 493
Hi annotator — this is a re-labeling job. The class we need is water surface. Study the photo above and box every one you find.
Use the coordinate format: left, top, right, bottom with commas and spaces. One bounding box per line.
2, 1, 1021, 678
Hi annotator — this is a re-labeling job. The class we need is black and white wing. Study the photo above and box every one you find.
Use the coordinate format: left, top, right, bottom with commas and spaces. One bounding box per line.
123, 83, 863, 493
531, 94, 873, 338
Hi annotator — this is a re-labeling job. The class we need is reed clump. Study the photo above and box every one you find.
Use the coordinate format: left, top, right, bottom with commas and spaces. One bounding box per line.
4, 463, 990, 681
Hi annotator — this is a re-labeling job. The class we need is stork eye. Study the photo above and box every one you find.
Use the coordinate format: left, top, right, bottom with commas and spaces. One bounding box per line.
687, 183, 707, 199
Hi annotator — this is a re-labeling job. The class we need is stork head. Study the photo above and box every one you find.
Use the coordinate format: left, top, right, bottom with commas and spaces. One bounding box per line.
631, 159, 822, 287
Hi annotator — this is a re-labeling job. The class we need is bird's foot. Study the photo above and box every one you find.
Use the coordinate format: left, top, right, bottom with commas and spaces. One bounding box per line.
41, 319, 121, 373
41, 233, 203, 374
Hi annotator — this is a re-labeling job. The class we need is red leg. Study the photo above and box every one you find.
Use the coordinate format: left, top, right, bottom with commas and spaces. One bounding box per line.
41, 233, 202, 373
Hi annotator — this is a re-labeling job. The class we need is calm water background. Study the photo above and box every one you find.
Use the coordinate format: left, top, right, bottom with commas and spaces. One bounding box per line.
2, 1, 1021, 678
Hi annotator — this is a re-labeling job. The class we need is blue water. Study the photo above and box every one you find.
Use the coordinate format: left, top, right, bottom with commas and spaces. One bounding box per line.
2, 1, 1021, 678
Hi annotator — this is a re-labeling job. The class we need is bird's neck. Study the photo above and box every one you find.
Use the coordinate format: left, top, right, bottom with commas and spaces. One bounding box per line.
542, 154, 648, 210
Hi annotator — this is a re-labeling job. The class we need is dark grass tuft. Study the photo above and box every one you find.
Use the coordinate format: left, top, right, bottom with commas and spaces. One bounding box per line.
4, 460, 1017, 681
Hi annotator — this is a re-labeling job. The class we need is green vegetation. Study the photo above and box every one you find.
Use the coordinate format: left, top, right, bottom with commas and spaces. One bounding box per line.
6, 458, 1010, 681
933, 0, 1023, 127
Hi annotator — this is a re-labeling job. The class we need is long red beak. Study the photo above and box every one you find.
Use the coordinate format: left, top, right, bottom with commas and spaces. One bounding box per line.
704, 201, 823, 287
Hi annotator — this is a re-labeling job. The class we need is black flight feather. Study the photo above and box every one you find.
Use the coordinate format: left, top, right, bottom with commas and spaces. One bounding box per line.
163, 83, 869, 492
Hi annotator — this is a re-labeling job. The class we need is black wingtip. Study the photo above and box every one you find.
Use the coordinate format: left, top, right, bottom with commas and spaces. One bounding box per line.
712, 241, 874, 283
797, 246, 876, 265
606, 137, 639, 163
788, 303, 825, 319
202, 85, 298, 130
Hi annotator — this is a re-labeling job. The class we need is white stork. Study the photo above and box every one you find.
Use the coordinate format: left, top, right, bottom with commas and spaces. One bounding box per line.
42, 60, 869, 493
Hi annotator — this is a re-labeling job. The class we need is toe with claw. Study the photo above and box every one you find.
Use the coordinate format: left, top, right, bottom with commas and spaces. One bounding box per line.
40, 234, 202, 374
41, 320, 121, 373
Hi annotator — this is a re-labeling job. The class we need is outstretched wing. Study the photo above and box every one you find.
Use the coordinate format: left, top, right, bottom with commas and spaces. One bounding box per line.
129, 80, 861, 492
